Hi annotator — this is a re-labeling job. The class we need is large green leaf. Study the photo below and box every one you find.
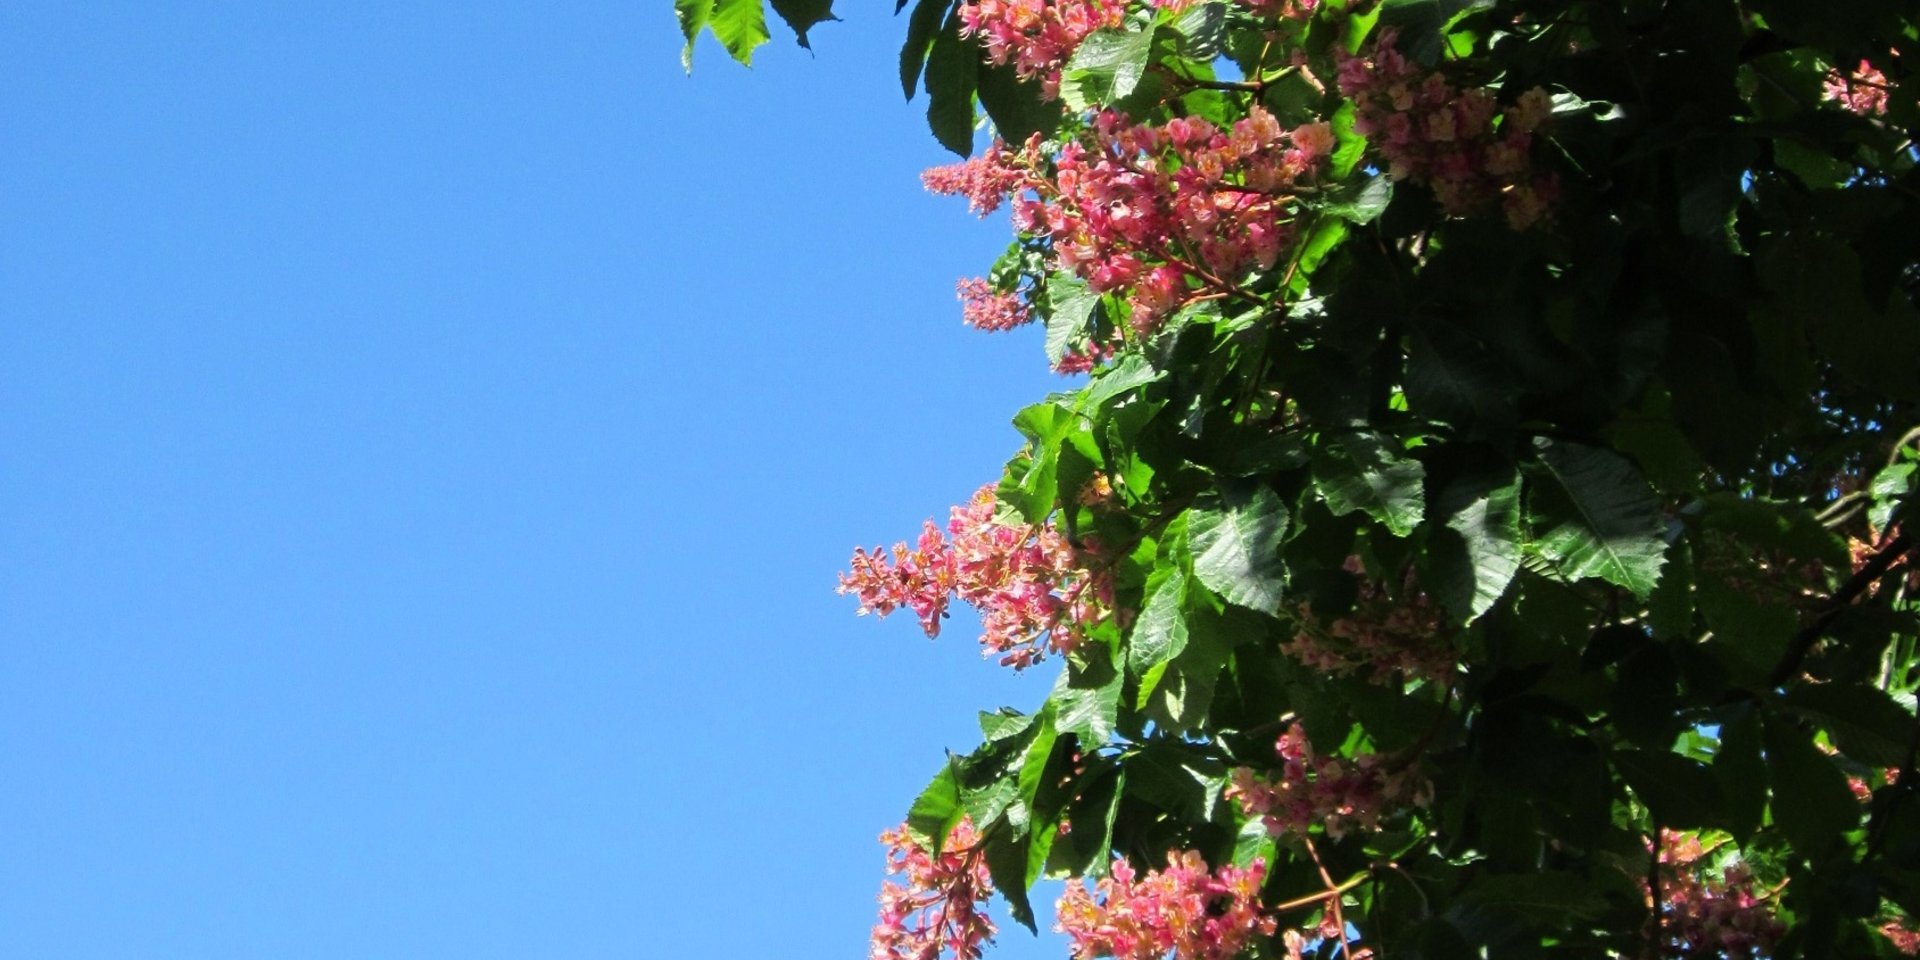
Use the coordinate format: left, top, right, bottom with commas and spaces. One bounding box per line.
898, 0, 956, 98
923, 13, 978, 156
1314, 431, 1426, 538
1764, 716, 1862, 852
1128, 566, 1189, 677
1714, 703, 1767, 843
768, 0, 837, 49
704, 0, 773, 66
674, 0, 714, 71
1782, 684, 1918, 768
1529, 439, 1667, 597
1425, 464, 1522, 622
1613, 749, 1721, 829
1045, 274, 1100, 369
1454, 871, 1608, 924
1053, 649, 1124, 743
905, 759, 964, 850
1059, 27, 1155, 111
1188, 485, 1289, 616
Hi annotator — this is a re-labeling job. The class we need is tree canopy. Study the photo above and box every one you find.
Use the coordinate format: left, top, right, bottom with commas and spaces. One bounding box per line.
689, 0, 1919, 956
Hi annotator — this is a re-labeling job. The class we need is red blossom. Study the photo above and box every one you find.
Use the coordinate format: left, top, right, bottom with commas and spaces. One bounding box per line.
838, 485, 1115, 669
1227, 723, 1427, 840
1056, 851, 1277, 960
872, 818, 997, 960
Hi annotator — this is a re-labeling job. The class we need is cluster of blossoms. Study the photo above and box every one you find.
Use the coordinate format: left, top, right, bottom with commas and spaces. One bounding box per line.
1227, 723, 1427, 840
1055, 851, 1276, 960
1883, 916, 1920, 955
838, 484, 1116, 668
928, 108, 1333, 348
1650, 831, 1786, 958
872, 818, 997, 960
1337, 29, 1558, 229
1283, 558, 1454, 683
957, 0, 1126, 99
955, 277, 1031, 331
1823, 59, 1892, 116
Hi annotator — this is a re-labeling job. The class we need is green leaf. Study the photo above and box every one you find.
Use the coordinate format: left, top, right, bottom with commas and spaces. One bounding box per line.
1614, 749, 1722, 829
1059, 27, 1155, 112
1316, 174, 1395, 225
1081, 354, 1163, 409
906, 759, 964, 850
768, 0, 837, 49
979, 707, 1037, 743
1764, 715, 1862, 852
1314, 431, 1426, 538
1329, 101, 1366, 178
1714, 703, 1767, 843
704, 0, 773, 66
1425, 463, 1522, 622
1015, 709, 1061, 813
1049, 767, 1123, 877
1125, 742, 1227, 822
1188, 485, 1290, 616
1054, 649, 1124, 743
898, 0, 955, 98
1782, 684, 1918, 768
923, 13, 978, 156
674, 0, 714, 72
1166, 2, 1226, 59
978, 60, 1063, 143
1129, 566, 1190, 677
1530, 438, 1667, 597
1871, 461, 1916, 532
1045, 275, 1100, 368
983, 827, 1037, 931
1455, 871, 1608, 924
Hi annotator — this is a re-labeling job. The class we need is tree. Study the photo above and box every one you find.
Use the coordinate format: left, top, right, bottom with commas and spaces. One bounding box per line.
689, 0, 1919, 956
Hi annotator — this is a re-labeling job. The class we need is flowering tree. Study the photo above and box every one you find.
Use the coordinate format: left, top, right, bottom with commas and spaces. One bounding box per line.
685, 0, 1920, 955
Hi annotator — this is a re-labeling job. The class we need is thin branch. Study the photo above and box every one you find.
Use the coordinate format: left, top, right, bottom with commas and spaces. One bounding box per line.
1765, 533, 1916, 687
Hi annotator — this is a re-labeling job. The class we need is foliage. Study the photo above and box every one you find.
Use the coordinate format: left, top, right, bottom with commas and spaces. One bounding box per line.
693, 0, 1920, 956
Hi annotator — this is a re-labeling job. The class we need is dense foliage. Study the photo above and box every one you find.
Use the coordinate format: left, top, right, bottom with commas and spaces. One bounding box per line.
684, 0, 1920, 956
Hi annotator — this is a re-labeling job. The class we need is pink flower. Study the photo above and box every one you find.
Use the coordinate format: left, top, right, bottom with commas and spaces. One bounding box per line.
1823, 59, 1891, 116
872, 818, 997, 960
1057, 851, 1277, 960
955, 277, 1032, 331
1227, 723, 1428, 839
840, 485, 1114, 669
923, 141, 1028, 216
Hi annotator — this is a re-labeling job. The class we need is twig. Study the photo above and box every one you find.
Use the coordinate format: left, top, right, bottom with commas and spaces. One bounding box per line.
1765, 533, 1915, 687
1304, 838, 1354, 960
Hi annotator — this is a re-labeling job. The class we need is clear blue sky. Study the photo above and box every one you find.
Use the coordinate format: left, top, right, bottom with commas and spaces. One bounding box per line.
1, 4, 1078, 956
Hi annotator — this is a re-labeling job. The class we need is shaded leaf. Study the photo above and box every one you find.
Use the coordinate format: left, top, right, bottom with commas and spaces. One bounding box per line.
1315, 431, 1426, 538
1189, 485, 1290, 616
1530, 439, 1667, 597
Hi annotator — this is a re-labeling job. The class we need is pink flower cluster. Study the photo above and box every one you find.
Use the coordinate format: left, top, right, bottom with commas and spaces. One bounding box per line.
1056, 851, 1277, 960
957, 0, 1126, 99
838, 484, 1115, 669
872, 818, 997, 960
1651, 831, 1786, 959
1012, 108, 1332, 336
956, 277, 1032, 331
924, 141, 1033, 217
1337, 30, 1558, 229
1282, 558, 1454, 683
1823, 59, 1891, 116
1883, 916, 1920, 955
1227, 723, 1425, 840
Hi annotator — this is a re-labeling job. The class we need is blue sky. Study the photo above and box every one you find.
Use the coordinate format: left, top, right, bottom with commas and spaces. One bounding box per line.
1, 4, 1077, 956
